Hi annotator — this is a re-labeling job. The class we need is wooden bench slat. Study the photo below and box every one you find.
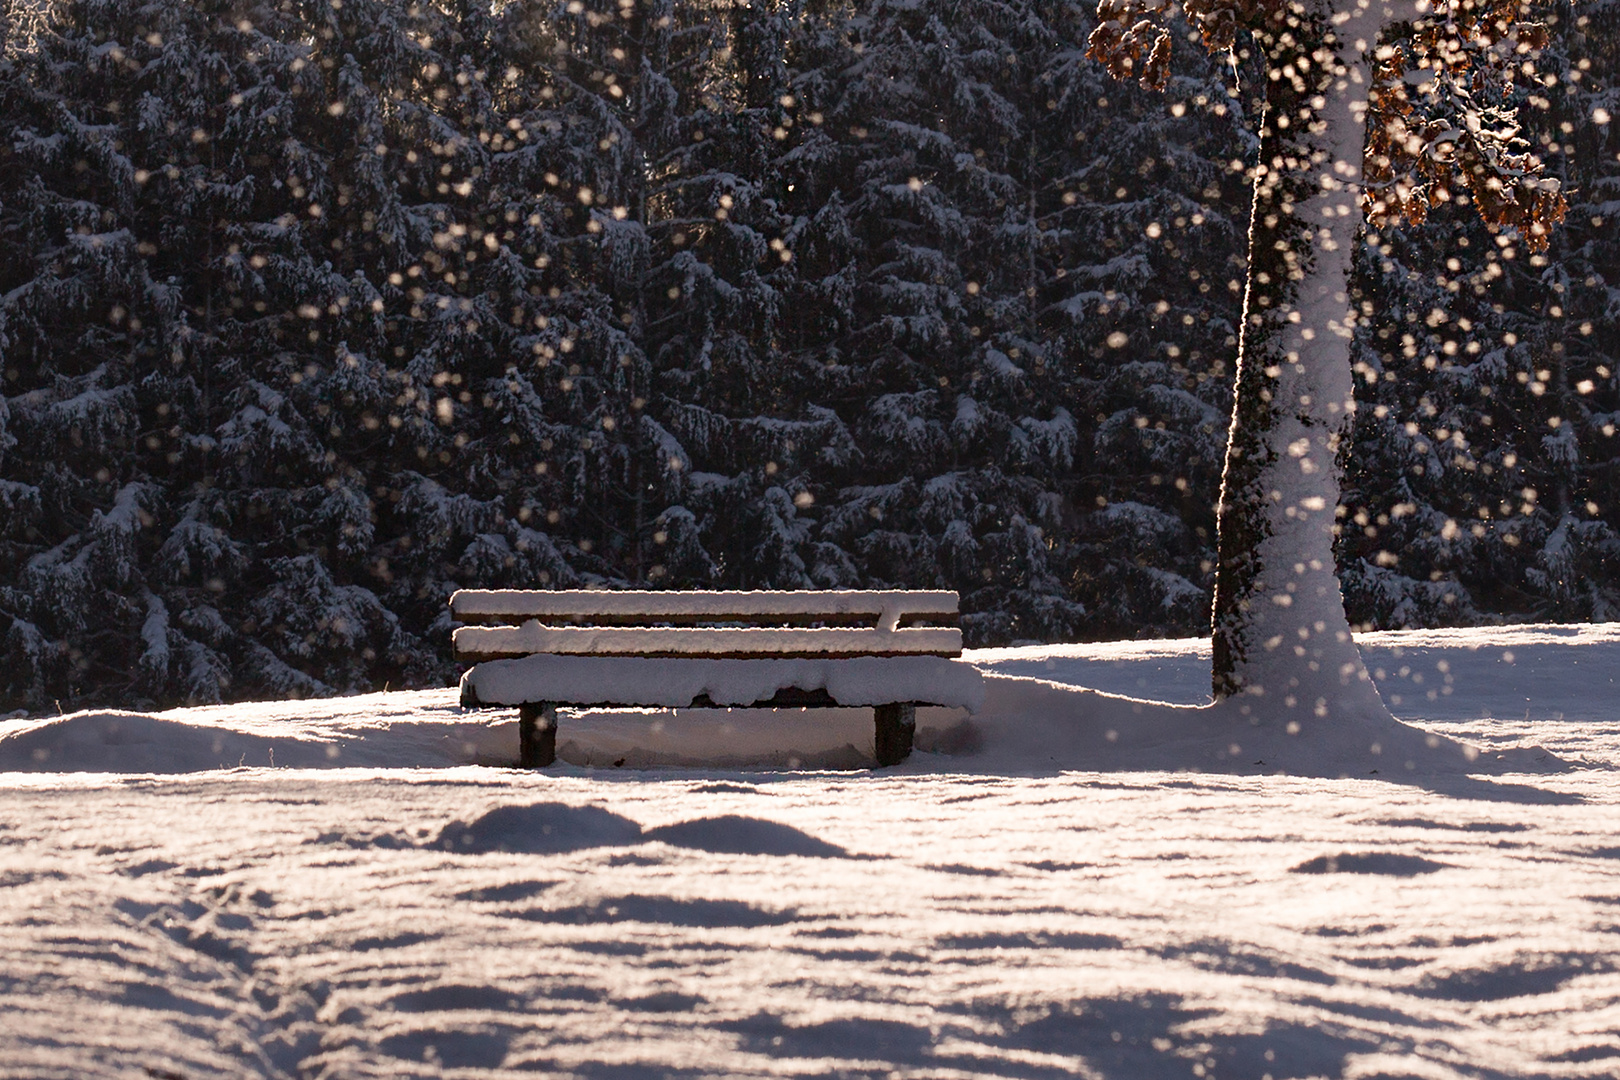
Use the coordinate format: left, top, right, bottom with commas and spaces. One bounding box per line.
459, 652, 986, 710
454, 610, 912, 628
449, 589, 960, 625
453, 624, 963, 660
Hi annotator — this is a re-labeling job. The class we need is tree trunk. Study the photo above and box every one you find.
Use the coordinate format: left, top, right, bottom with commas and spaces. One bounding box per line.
1211, 0, 1416, 722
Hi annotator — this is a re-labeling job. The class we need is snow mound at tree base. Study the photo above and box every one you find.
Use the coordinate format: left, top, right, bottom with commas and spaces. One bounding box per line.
957, 673, 1562, 778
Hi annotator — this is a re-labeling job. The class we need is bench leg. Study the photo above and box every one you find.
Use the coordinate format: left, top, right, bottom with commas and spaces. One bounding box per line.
873, 703, 915, 767
518, 704, 558, 768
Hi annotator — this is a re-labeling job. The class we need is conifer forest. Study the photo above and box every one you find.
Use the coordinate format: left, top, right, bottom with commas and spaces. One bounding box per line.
0, 0, 1615, 712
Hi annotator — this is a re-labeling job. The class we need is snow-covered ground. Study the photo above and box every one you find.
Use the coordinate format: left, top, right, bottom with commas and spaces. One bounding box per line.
3, 624, 1618, 1078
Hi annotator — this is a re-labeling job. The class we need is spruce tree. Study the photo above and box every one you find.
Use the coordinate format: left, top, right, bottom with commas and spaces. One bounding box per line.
0, 0, 457, 707
776, 0, 1090, 641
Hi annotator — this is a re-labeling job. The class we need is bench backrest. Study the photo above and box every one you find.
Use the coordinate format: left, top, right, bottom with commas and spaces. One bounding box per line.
450, 589, 962, 660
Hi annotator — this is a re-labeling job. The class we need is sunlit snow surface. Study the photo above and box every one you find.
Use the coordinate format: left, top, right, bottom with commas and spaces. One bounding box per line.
3, 624, 1619, 1078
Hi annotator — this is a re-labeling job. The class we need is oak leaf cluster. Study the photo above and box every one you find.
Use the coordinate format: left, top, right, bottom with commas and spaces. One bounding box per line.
1087, 0, 1567, 249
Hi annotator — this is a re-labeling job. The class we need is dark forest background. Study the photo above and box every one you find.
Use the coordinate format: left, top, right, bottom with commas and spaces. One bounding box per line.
1, 0, 1616, 712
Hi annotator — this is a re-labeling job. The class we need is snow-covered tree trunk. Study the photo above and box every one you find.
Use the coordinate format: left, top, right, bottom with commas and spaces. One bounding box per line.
1210, 0, 1422, 719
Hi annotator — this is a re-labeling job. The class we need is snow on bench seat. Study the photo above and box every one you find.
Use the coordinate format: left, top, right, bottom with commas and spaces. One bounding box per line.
459, 654, 985, 712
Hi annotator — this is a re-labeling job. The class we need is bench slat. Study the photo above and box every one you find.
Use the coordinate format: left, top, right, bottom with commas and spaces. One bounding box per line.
459, 653, 986, 711
449, 589, 959, 625
453, 624, 962, 660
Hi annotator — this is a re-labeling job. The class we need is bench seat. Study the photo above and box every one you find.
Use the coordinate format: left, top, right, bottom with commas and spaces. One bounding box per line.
459, 653, 985, 712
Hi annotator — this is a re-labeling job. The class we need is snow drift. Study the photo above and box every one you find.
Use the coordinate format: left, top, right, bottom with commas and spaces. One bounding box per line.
2, 622, 1610, 777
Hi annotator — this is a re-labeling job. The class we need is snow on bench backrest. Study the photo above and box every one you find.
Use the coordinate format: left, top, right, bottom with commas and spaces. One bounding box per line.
449, 589, 963, 660
449, 589, 959, 627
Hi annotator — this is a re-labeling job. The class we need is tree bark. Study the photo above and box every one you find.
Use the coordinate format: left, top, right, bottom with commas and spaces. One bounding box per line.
1211, 0, 1419, 721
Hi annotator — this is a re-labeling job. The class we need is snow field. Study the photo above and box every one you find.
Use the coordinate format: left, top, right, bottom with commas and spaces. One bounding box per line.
3, 766, 1618, 1078
1, 624, 1618, 1077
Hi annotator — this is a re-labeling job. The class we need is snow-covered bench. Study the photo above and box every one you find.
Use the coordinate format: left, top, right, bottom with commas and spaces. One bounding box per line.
451, 589, 985, 768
